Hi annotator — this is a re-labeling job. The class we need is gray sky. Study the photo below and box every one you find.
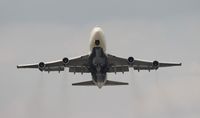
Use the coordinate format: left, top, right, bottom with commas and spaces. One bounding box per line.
0, 0, 200, 118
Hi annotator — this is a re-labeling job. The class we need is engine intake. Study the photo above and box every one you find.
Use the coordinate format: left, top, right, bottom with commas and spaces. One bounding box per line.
63, 57, 69, 65
38, 62, 45, 71
153, 60, 159, 68
128, 57, 134, 64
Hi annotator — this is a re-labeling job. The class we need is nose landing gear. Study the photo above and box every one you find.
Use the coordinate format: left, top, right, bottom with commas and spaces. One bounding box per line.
95, 40, 100, 46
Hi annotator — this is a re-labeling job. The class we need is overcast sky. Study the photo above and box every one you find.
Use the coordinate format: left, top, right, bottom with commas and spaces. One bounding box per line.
0, 0, 200, 118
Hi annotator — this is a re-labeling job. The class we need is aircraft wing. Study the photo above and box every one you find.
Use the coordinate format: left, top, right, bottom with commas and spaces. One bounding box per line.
107, 54, 181, 72
17, 55, 90, 73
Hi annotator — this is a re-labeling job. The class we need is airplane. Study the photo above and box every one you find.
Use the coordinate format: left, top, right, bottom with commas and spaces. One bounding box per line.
17, 26, 182, 88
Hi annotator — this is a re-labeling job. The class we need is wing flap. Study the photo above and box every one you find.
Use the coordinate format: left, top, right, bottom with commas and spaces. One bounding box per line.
107, 66, 129, 73
69, 66, 90, 73
44, 66, 65, 72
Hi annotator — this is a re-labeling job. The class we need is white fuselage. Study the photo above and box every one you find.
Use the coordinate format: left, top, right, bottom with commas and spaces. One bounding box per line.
88, 27, 108, 88
89, 27, 106, 53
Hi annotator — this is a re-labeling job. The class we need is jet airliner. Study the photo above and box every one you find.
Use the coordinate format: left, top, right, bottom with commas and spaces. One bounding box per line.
17, 26, 181, 88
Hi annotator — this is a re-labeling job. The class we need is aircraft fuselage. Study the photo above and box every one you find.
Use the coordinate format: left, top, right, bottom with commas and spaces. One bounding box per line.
89, 27, 108, 88
17, 26, 182, 89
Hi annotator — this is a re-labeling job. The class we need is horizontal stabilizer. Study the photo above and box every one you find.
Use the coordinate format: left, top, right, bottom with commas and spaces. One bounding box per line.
72, 81, 95, 86
105, 80, 128, 86
72, 80, 128, 87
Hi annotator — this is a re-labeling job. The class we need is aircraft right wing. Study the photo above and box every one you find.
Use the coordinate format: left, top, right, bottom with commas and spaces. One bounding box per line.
17, 55, 90, 73
107, 54, 181, 72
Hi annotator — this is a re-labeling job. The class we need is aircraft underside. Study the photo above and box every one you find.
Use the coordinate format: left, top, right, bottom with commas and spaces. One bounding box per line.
17, 26, 181, 89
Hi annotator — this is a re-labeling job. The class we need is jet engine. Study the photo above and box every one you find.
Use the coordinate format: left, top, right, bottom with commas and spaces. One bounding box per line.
128, 57, 134, 64
38, 62, 45, 71
63, 57, 69, 65
153, 60, 159, 68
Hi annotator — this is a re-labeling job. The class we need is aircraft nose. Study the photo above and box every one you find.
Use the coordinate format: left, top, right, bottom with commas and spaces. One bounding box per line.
94, 26, 102, 32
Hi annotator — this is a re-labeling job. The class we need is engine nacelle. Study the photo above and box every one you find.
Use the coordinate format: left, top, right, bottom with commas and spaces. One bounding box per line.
62, 57, 69, 65
38, 62, 45, 71
128, 57, 134, 64
153, 60, 159, 68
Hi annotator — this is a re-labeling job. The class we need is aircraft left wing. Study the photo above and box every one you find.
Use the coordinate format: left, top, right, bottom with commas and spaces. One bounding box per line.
17, 55, 90, 73
107, 54, 181, 72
